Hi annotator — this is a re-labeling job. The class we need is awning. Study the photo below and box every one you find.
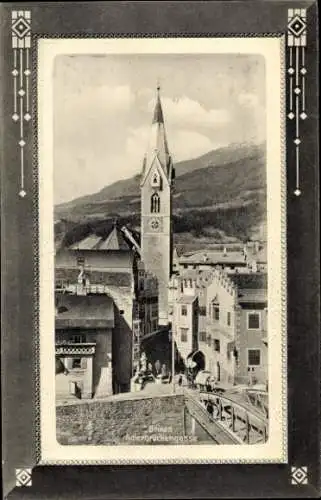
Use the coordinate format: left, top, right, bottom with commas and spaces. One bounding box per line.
195, 370, 212, 386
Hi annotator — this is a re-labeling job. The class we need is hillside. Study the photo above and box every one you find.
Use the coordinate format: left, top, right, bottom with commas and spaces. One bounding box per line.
55, 142, 267, 250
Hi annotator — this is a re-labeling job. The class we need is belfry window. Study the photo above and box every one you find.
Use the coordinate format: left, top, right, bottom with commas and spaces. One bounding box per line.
151, 193, 160, 213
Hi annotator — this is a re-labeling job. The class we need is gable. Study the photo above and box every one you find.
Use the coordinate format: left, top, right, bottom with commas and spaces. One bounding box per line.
140, 154, 169, 188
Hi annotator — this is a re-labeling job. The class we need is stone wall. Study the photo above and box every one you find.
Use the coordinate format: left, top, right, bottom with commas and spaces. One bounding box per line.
56, 395, 186, 445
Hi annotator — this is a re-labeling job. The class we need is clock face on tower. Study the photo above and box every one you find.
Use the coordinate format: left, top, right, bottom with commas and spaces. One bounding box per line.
149, 217, 161, 232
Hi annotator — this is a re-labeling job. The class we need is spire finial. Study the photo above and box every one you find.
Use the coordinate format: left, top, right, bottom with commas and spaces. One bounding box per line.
156, 79, 160, 93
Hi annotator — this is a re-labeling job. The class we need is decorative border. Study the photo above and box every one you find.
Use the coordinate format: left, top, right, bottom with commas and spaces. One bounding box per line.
287, 8, 307, 196
15, 468, 32, 487
11, 10, 31, 198
6, 5, 307, 471
291, 466, 308, 485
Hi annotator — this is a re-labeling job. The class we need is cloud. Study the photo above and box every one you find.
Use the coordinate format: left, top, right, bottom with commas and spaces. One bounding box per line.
237, 92, 260, 107
147, 95, 231, 129
125, 125, 223, 166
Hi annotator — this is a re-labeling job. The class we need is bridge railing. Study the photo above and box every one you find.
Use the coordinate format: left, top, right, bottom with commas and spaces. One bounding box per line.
198, 391, 268, 444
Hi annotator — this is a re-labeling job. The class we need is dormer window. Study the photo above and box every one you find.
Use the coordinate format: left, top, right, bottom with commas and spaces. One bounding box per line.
151, 193, 160, 213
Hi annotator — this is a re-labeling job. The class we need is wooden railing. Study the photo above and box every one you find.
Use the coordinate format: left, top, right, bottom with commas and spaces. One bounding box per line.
198, 391, 268, 444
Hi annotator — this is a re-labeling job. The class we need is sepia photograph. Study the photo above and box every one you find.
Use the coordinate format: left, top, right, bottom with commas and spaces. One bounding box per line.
53, 52, 269, 447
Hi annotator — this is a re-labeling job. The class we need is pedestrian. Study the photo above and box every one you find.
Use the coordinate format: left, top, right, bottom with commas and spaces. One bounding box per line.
178, 374, 183, 386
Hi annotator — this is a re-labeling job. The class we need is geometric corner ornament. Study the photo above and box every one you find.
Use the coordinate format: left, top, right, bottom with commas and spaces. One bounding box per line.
291, 466, 308, 485
11, 10, 31, 198
15, 468, 32, 487
287, 8, 307, 197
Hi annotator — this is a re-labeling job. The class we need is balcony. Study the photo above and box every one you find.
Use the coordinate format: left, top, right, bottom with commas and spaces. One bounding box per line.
205, 318, 234, 341
55, 342, 96, 356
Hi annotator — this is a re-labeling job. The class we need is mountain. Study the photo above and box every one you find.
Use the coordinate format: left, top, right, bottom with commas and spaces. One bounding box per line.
55, 142, 267, 250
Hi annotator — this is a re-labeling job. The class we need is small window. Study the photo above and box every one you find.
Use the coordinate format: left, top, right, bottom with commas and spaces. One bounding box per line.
180, 328, 188, 342
199, 306, 206, 316
199, 331, 207, 342
181, 305, 187, 316
207, 335, 212, 347
248, 349, 261, 366
77, 256, 85, 267
227, 312, 231, 326
183, 264, 188, 269
212, 305, 219, 320
71, 358, 81, 369
213, 339, 220, 352
248, 312, 261, 330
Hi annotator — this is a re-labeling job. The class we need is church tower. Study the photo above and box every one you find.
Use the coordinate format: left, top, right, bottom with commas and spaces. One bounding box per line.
140, 86, 175, 326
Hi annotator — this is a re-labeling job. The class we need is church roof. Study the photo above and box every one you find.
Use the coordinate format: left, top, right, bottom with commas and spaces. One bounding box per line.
69, 225, 139, 252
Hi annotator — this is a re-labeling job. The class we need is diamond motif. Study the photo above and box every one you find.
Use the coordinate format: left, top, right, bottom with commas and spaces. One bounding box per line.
24, 113, 31, 121
12, 17, 31, 39
19, 189, 27, 198
19, 139, 26, 147
294, 189, 301, 197
300, 67, 307, 75
288, 15, 306, 38
15, 468, 31, 486
291, 466, 307, 484
300, 112, 307, 120
288, 67, 295, 75
294, 87, 301, 95
24, 69, 31, 76
294, 138, 301, 145
18, 89, 25, 97
12, 69, 19, 76
288, 112, 295, 120
12, 113, 19, 121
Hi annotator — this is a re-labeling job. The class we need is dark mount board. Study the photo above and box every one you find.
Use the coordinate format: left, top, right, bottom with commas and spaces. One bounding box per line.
1, 1, 319, 498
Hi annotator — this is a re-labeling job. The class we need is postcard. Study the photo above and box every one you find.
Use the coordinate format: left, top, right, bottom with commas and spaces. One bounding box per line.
2, 3, 319, 498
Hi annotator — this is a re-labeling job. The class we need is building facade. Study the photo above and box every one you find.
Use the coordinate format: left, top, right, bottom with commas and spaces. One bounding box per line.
55, 225, 159, 395
55, 293, 114, 400
169, 264, 268, 386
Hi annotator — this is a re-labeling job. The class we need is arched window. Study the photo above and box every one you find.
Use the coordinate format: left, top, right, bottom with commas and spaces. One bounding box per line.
151, 193, 160, 213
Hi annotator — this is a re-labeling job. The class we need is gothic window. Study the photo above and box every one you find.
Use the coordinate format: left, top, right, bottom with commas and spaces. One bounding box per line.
151, 170, 161, 188
151, 193, 160, 213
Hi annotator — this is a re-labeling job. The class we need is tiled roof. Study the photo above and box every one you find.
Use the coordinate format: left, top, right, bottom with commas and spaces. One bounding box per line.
69, 226, 139, 252
180, 251, 248, 265
55, 293, 114, 329
230, 273, 267, 290
238, 289, 267, 303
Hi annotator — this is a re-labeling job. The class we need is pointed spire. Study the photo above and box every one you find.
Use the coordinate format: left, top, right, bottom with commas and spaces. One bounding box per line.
152, 84, 164, 124
140, 83, 174, 186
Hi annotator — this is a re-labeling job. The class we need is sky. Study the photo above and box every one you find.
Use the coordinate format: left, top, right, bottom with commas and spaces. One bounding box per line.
53, 53, 265, 204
